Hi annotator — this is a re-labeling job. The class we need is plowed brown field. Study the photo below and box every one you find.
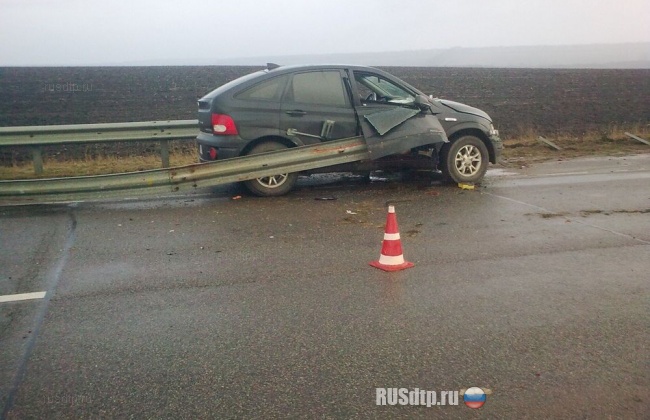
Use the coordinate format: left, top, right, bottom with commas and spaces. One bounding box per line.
1, 66, 648, 172
2, 66, 649, 135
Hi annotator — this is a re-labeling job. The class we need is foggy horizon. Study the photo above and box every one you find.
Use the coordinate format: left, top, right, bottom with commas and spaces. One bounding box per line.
1, 0, 649, 66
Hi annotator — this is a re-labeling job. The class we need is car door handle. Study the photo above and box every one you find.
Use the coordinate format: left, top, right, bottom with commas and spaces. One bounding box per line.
285, 110, 307, 116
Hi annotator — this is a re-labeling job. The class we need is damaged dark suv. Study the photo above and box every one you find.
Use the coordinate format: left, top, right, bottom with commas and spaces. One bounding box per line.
197, 64, 501, 196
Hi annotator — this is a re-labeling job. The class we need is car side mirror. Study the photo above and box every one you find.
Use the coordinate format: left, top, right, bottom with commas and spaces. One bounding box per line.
414, 94, 432, 111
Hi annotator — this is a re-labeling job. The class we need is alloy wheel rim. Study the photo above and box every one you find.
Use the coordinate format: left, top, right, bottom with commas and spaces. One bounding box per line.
454, 145, 482, 176
256, 174, 288, 188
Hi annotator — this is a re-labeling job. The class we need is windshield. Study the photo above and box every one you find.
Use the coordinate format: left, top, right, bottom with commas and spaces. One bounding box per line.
354, 72, 415, 105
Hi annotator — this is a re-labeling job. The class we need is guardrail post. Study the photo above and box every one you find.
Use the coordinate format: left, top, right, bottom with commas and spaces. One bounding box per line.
160, 140, 170, 168
537, 136, 562, 151
31, 146, 44, 175
625, 132, 650, 146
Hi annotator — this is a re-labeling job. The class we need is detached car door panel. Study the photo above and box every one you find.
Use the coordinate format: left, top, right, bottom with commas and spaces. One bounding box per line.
359, 110, 447, 159
352, 70, 447, 160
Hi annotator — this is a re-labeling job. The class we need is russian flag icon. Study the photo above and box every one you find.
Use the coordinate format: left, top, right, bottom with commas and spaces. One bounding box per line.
463, 387, 486, 409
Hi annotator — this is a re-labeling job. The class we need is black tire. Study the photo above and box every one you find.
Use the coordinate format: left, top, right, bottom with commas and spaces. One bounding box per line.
440, 135, 489, 183
242, 141, 298, 196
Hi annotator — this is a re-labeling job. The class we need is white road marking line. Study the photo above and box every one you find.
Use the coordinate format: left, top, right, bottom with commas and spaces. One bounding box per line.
545, 171, 591, 176
484, 191, 650, 245
0, 291, 47, 303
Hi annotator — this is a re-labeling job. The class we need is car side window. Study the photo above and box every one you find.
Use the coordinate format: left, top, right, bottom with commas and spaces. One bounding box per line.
286, 71, 348, 107
354, 72, 415, 105
235, 75, 288, 101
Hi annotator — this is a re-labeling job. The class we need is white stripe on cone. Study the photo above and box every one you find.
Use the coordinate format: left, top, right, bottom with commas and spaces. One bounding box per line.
383, 233, 401, 240
378, 254, 406, 265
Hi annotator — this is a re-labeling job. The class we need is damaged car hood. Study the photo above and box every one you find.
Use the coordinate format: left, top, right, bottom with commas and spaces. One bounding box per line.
436, 99, 491, 121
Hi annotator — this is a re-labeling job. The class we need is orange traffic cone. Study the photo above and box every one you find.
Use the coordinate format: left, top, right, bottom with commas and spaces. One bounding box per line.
370, 205, 414, 272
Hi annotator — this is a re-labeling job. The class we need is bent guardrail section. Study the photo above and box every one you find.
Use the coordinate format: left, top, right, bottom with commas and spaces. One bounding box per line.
0, 137, 370, 204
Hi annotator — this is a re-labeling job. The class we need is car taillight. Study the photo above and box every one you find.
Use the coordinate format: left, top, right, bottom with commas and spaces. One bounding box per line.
211, 114, 238, 135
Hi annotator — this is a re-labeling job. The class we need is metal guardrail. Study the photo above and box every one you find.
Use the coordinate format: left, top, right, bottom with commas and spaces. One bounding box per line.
0, 120, 199, 174
0, 136, 370, 205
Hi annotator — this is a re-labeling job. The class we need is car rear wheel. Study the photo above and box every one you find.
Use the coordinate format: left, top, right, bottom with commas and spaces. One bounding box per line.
243, 141, 298, 196
440, 135, 489, 183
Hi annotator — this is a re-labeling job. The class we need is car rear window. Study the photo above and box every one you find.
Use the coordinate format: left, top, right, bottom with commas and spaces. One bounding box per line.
235, 75, 288, 101
287, 71, 347, 107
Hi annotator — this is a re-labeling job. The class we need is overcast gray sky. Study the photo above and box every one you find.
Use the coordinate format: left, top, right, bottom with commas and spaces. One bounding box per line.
1, 0, 649, 65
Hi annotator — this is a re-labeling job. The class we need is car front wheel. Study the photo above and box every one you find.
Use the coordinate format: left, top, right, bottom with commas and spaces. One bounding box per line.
440, 135, 489, 184
243, 141, 298, 196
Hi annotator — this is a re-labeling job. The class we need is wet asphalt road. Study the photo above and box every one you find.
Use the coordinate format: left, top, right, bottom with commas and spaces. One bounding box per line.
1, 155, 649, 419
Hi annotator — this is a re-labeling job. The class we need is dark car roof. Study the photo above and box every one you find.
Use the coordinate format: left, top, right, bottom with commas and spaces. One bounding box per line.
264, 64, 411, 82
266, 63, 380, 72
200, 64, 424, 100
262, 64, 423, 94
